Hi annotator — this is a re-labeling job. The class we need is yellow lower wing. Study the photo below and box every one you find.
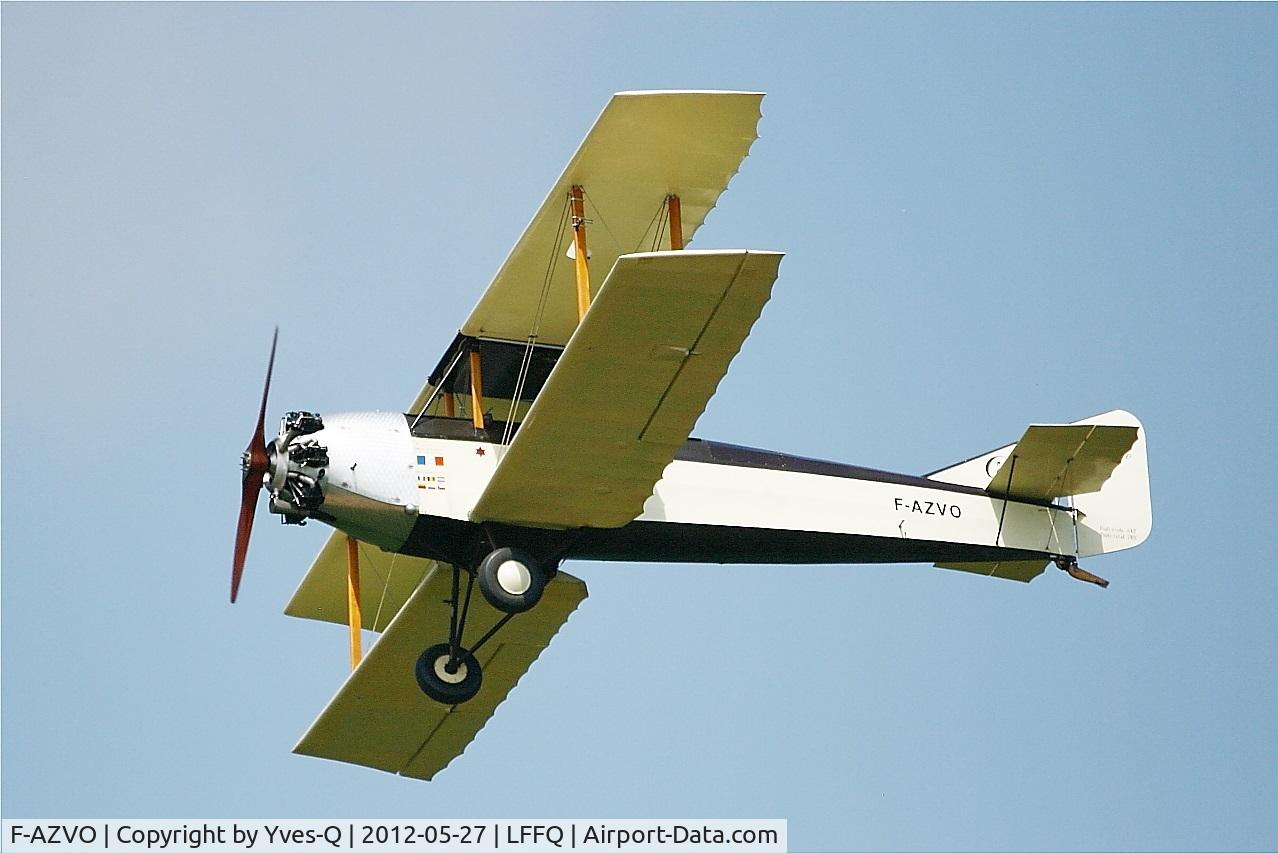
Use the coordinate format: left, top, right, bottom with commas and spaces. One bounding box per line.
471, 249, 783, 530
284, 531, 436, 632
293, 564, 587, 780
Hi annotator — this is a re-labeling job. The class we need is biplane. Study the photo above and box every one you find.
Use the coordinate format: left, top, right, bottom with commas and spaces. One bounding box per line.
232, 91, 1152, 780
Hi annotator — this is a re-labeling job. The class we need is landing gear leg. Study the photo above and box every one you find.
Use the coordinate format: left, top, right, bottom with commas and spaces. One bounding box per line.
414, 547, 548, 705
415, 564, 484, 705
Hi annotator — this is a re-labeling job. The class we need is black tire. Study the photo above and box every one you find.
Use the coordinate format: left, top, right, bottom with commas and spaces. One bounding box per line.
477, 546, 546, 614
414, 643, 482, 705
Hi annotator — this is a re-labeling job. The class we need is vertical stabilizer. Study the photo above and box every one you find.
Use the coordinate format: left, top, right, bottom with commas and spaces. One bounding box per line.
1071, 410, 1152, 557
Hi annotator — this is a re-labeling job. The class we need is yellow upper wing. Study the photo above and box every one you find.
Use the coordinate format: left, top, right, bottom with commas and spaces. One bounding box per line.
409, 90, 764, 413
470, 250, 782, 530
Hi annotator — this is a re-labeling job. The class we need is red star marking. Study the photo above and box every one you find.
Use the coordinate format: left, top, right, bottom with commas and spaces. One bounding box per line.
475, 447, 486, 457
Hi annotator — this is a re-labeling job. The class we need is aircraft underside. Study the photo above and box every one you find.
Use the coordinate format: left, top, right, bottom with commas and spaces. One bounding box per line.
399, 509, 1051, 569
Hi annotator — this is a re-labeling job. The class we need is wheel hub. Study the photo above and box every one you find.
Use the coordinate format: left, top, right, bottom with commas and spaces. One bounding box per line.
496, 559, 532, 595
434, 655, 468, 684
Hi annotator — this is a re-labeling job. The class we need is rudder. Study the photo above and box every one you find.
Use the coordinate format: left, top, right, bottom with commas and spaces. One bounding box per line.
1071, 410, 1151, 557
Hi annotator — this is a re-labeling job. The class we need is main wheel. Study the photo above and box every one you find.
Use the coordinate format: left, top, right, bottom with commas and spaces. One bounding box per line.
477, 546, 546, 614
415, 643, 482, 705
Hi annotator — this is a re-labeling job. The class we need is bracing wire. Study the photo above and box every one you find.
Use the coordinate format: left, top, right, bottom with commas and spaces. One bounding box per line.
994, 455, 1017, 547
638, 196, 668, 253
369, 544, 398, 633
502, 193, 571, 445
582, 188, 623, 254
410, 347, 466, 432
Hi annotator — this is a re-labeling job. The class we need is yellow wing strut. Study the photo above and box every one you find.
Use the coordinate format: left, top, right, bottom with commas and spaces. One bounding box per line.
668, 194, 684, 250
570, 185, 591, 321
346, 535, 362, 669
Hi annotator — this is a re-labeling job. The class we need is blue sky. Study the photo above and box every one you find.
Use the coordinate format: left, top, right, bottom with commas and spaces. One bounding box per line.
3, 3, 1276, 851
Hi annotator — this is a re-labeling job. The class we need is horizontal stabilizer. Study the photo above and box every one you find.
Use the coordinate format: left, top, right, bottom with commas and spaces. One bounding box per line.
294, 566, 587, 780
986, 424, 1138, 503
935, 559, 1049, 583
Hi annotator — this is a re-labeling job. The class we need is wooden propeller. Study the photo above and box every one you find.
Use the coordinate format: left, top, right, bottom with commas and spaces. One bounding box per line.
231, 328, 278, 603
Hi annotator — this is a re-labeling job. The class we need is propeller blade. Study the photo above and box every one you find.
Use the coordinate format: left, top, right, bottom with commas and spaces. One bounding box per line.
231, 474, 258, 603
232, 328, 278, 603
252, 327, 278, 461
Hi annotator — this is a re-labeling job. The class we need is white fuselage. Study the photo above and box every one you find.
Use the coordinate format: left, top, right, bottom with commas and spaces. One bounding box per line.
297, 411, 1076, 566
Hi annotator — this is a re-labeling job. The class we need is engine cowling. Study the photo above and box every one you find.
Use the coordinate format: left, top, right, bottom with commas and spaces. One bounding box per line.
267, 410, 418, 551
